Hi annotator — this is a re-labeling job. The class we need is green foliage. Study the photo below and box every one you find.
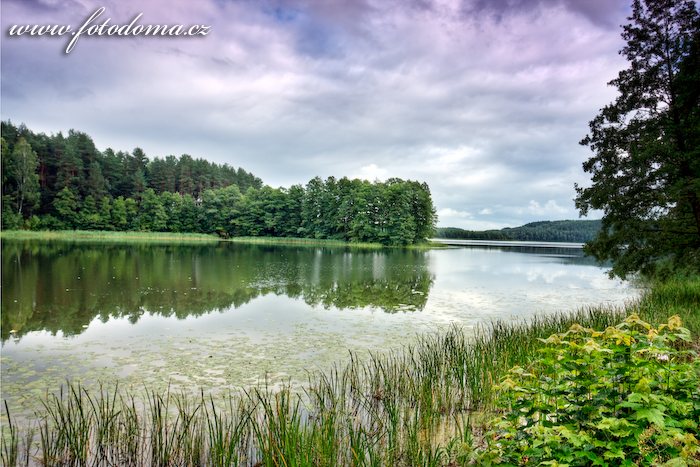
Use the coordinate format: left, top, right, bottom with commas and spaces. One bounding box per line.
1, 204, 23, 230
200, 185, 243, 236
85, 161, 107, 199
96, 196, 113, 230
2, 137, 40, 217
293, 176, 436, 245
178, 194, 199, 233
0, 120, 262, 222
136, 189, 168, 231
437, 226, 510, 240
481, 315, 700, 466
576, 0, 700, 278
437, 220, 602, 243
78, 195, 100, 230
52, 187, 79, 229
124, 197, 138, 230
0, 121, 436, 245
111, 196, 127, 230
1, 273, 698, 466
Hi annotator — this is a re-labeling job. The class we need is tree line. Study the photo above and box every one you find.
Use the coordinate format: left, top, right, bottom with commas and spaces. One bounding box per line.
1, 122, 436, 245
436, 220, 603, 243
1, 121, 262, 222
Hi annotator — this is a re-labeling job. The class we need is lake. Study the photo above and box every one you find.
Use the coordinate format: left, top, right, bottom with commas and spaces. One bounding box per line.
1, 239, 637, 418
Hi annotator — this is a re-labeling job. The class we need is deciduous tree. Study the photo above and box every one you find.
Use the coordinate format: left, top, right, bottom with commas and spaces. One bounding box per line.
6, 137, 40, 216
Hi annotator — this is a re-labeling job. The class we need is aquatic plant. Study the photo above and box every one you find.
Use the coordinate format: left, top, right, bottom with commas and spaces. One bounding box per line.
1, 278, 698, 465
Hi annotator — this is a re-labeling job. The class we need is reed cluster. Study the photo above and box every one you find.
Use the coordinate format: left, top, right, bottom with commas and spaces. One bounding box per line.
0, 230, 220, 243
2, 278, 697, 466
227, 236, 383, 249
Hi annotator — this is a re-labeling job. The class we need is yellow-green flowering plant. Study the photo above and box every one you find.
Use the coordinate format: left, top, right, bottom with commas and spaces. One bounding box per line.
480, 315, 700, 466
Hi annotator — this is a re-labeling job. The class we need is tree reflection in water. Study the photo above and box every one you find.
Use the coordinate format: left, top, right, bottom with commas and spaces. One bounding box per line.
1, 241, 434, 341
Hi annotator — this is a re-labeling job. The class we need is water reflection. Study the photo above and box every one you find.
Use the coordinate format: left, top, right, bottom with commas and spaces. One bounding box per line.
1, 239, 638, 421
454, 245, 599, 263
1, 241, 433, 342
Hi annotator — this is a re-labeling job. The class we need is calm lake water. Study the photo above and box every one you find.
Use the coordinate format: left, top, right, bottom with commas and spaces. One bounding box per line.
1, 240, 637, 417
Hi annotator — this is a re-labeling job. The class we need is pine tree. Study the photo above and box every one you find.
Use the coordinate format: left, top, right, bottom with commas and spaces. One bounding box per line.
86, 161, 107, 199
576, 0, 700, 277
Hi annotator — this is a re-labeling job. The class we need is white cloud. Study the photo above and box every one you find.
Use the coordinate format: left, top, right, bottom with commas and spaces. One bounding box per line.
354, 163, 388, 181
438, 208, 472, 219
0, 0, 629, 229
527, 200, 569, 216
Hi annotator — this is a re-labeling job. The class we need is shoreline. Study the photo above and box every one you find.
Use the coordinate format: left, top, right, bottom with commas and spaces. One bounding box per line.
2, 277, 697, 465
0, 230, 448, 249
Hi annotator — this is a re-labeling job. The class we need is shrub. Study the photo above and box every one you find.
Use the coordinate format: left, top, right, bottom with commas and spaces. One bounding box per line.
0, 208, 22, 230
480, 315, 700, 466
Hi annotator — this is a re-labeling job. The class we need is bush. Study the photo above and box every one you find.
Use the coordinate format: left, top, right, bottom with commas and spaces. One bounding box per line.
35, 214, 67, 230
1, 209, 22, 230
480, 315, 700, 466
24, 215, 42, 230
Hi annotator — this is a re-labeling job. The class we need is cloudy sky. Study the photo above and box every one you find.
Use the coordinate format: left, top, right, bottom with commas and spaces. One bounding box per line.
1, 0, 630, 229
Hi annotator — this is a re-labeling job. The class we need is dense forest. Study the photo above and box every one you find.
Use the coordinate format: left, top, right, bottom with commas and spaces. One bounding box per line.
1, 121, 263, 217
1, 121, 436, 245
436, 220, 602, 243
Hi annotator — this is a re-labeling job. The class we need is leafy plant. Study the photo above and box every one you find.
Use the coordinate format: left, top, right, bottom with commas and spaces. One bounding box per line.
481, 314, 700, 466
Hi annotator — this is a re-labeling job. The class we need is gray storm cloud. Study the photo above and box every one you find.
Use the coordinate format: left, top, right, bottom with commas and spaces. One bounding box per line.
0, 0, 630, 228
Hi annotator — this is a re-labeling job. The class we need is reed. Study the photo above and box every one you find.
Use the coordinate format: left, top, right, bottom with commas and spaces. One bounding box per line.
1, 402, 21, 467
0, 230, 450, 250
0, 229, 220, 243
1, 277, 697, 465
228, 236, 383, 249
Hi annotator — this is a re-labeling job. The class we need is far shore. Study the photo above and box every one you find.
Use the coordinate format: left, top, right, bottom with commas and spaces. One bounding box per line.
0, 229, 447, 249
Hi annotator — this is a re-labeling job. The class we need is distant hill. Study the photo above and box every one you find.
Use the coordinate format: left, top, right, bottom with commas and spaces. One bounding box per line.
436, 220, 602, 243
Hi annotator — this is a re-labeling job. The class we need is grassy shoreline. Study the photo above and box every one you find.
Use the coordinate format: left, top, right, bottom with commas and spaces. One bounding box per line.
2, 277, 697, 466
0, 229, 220, 243
0, 230, 447, 249
227, 235, 383, 248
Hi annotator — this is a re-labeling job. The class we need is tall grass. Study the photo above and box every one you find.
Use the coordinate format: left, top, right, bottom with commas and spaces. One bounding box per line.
1, 278, 697, 466
228, 236, 383, 249
0, 231, 389, 248
633, 276, 700, 336
0, 230, 220, 243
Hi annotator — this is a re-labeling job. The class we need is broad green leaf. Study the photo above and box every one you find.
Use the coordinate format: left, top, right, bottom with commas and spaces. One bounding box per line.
635, 408, 666, 428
